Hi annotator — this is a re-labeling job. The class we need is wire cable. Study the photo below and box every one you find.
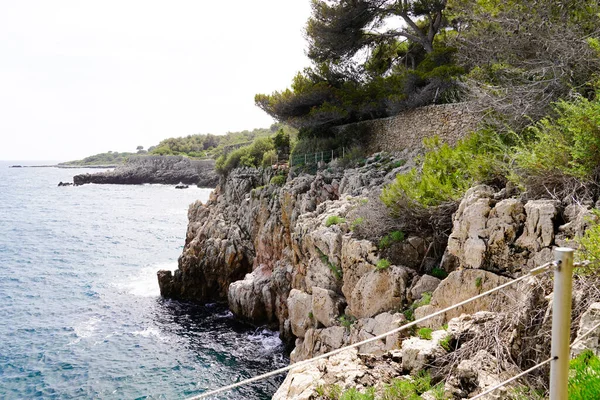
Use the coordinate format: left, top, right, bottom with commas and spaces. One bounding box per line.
470, 357, 554, 400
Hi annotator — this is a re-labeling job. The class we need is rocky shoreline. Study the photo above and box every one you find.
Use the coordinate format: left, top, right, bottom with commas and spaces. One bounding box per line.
158, 151, 600, 398
72, 155, 219, 187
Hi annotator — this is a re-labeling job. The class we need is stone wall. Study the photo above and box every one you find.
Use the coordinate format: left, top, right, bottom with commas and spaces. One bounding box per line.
331, 103, 478, 153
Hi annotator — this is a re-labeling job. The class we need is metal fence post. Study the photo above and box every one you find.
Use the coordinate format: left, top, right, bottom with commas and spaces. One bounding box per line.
549, 247, 574, 400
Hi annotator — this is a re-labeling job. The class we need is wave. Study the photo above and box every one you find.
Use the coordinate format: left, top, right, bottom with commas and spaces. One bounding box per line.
117, 263, 177, 297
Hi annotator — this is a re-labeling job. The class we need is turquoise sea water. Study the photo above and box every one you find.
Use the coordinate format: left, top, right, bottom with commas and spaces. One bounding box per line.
0, 161, 287, 399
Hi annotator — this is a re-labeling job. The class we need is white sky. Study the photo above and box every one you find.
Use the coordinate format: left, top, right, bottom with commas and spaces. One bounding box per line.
0, 1, 312, 161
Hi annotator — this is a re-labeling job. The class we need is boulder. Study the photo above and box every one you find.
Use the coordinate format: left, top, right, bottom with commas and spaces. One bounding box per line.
445, 350, 520, 399
288, 289, 314, 338
274, 349, 367, 400
291, 326, 347, 362
311, 287, 345, 328
572, 302, 600, 357
348, 265, 411, 319
409, 275, 441, 301
401, 330, 448, 373
446, 186, 560, 274
228, 265, 275, 325
414, 270, 519, 328
349, 312, 406, 354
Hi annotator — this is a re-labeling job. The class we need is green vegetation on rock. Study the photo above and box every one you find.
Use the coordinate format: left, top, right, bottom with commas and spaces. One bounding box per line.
59, 151, 137, 166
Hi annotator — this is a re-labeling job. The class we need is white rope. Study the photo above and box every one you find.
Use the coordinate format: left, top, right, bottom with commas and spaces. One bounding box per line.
571, 319, 600, 348
187, 267, 550, 399
470, 357, 554, 400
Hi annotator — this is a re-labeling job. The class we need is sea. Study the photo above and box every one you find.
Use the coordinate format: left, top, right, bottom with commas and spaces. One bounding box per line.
0, 161, 288, 399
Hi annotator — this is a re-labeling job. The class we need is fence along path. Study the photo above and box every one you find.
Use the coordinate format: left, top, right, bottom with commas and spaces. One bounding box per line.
186, 249, 588, 400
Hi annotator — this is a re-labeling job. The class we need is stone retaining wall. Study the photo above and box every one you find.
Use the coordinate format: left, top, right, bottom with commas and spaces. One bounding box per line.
332, 103, 479, 153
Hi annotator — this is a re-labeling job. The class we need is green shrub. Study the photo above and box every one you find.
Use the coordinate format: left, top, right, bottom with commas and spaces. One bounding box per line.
270, 174, 286, 186
262, 149, 277, 167
378, 230, 405, 249
376, 259, 391, 270
439, 334, 453, 352
431, 267, 448, 279
382, 379, 420, 400
350, 217, 365, 231
339, 387, 375, 400
325, 215, 346, 227
339, 314, 356, 329
381, 131, 508, 209
514, 94, 600, 181
382, 371, 436, 400
574, 210, 600, 273
403, 308, 415, 322
414, 292, 432, 308
475, 276, 483, 288
215, 137, 275, 175
392, 159, 407, 168
417, 327, 433, 340
569, 350, 600, 399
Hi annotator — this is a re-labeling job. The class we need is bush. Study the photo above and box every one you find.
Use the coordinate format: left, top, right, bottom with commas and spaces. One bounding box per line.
569, 350, 600, 400
381, 131, 509, 209
512, 93, 600, 197
431, 267, 448, 279
417, 327, 433, 340
262, 149, 277, 167
376, 259, 391, 270
378, 230, 405, 249
325, 215, 346, 227
350, 217, 365, 231
339, 314, 356, 329
215, 137, 275, 175
575, 210, 600, 273
339, 387, 375, 400
439, 334, 453, 351
270, 174, 286, 186
381, 371, 442, 400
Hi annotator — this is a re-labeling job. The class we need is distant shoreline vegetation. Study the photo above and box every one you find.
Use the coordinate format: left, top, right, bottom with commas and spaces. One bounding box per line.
59, 123, 292, 166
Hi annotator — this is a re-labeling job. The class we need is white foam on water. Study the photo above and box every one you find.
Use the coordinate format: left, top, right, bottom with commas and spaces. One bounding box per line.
247, 328, 283, 352
69, 316, 101, 345
131, 326, 167, 341
118, 263, 177, 297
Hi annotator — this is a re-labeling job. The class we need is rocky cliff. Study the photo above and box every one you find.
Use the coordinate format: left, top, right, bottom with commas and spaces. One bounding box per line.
73, 155, 218, 187
158, 152, 600, 399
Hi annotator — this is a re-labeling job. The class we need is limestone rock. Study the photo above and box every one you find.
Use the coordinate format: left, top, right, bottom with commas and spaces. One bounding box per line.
572, 302, 600, 357
348, 265, 411, 319
291, 326, 347, 362
446, 185, 495, 269
274, 349, 367, 400
410, 275, 441, 301
414, 270, 518, 328
311, 287, 345, 328
73, 155, 218, 187
445, 350, 519, 399
401, 330, 448, 373
288, 289, 314, 338
446, 186, 562, 274
350, 312, 406, 355
516, 200, 560, 252
228, 265, 275, 325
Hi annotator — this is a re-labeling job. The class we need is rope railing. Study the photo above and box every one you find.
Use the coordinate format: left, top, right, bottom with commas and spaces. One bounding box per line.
186, 263, 553, 400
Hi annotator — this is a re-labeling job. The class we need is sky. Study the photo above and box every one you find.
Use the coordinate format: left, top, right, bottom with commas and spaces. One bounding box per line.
0, 1, 312, 161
